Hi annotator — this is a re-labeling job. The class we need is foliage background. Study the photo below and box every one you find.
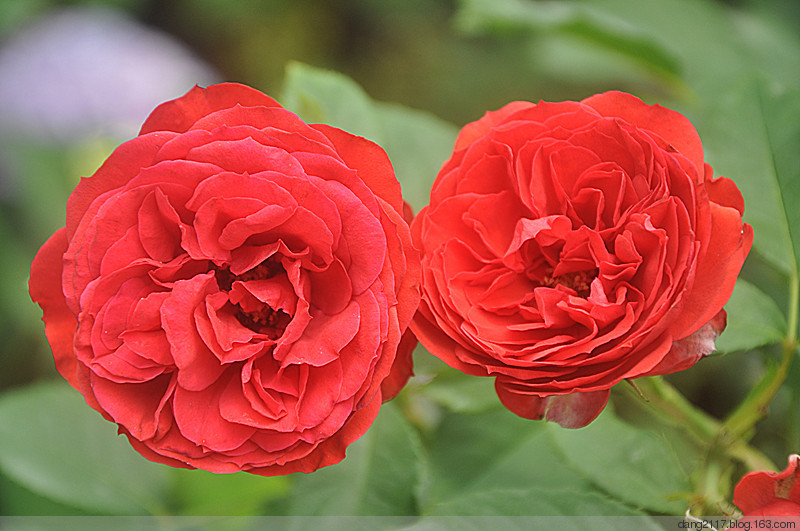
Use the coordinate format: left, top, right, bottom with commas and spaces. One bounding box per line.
1, 0, 799, 520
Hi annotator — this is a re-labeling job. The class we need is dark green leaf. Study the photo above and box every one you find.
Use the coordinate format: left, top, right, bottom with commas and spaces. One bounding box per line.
0, 381, 170, 514
0, 472, 95, 516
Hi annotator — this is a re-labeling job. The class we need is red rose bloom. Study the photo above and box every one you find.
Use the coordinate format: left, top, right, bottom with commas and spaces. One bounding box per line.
410, 91, 752, 428
29, 83, 420, 475
730, 455, 800, 525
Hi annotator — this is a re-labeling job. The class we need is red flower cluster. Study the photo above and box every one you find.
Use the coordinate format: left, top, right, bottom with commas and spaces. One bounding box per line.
29, 83, 419, 475
410, 92, 752, 427
31, 83, 753, 475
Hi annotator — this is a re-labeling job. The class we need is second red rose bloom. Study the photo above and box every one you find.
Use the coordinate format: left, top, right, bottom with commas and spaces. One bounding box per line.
410, 91, 752, 428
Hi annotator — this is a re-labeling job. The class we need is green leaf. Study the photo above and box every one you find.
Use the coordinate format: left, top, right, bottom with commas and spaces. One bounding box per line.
702, 78, 796, 275
170, 468, 290, 516
281, 61, 457, 212
0, 0, 49, 37
282, 62, 383, 142
454, 0, 681, 81
372, 102, 457, 212
286, 401, 425, 516
0, 472, 95, 516
419, 373, 499, 414
731, 10, 800, 91
0, 381, 170, 514
758, 84, 800, 275
716, 279, 786, 353
424, 407, 589, 506
547, 408, 689, 514
575, 0, 755, 99
423, 488, 656, 522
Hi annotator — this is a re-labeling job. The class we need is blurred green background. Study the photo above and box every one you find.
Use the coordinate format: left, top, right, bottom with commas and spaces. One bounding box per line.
1, 0, 800, 518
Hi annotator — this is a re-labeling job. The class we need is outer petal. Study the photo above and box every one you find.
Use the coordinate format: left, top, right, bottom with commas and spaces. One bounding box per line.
380, 327, 417, 402
495, 379, 610, 429
29, 229, 79, 388
668, 201, 753, 340
641, 309, 726, 377
248, 393, 382, 476
453, 101, 535, 151
139, 83, 282, 134
66, 131, 177, 239
582, 90, 705, 174
706, 172, 746, 215
312, 124, 405, 216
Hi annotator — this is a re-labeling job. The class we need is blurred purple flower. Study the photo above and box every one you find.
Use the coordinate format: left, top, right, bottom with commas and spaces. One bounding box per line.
0, 5, 219, 141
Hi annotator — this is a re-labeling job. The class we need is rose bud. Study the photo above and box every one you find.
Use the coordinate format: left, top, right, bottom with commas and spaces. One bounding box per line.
410, 91, 752, 428
29, 83, 420, 475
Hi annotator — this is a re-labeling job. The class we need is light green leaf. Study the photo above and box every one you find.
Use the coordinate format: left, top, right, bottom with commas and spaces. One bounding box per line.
281, 61, 457, 212
547, 408, 689, 514
171, 468, 289, 516
372, 102, 457, 212
282, 62, 383, 142
576, 0, 757, 99
0, 381, 170, 514
286, 401, 425, 516
454, 0, 681, 81
716, 279, 786, 353
731, 10, 800, 91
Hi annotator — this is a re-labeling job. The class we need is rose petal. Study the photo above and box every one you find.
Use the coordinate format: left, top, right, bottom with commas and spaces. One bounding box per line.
734, 455, 800, 515
380, 326, 416, 402
29, 229, 79, 388
668, 202, 753, 340
494, 379, 610, 428
582, 91, 705, 176
139, 83, 281, 135
173, 371, 258, 452
161, 273, 225, 391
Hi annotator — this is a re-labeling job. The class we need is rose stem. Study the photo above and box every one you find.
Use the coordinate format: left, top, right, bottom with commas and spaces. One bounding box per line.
633, 377, 775, 472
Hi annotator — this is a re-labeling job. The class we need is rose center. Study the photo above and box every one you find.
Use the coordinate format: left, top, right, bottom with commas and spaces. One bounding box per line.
540, 268, 597, 298
216, 261, 292, 338
236, 304, 291, 338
